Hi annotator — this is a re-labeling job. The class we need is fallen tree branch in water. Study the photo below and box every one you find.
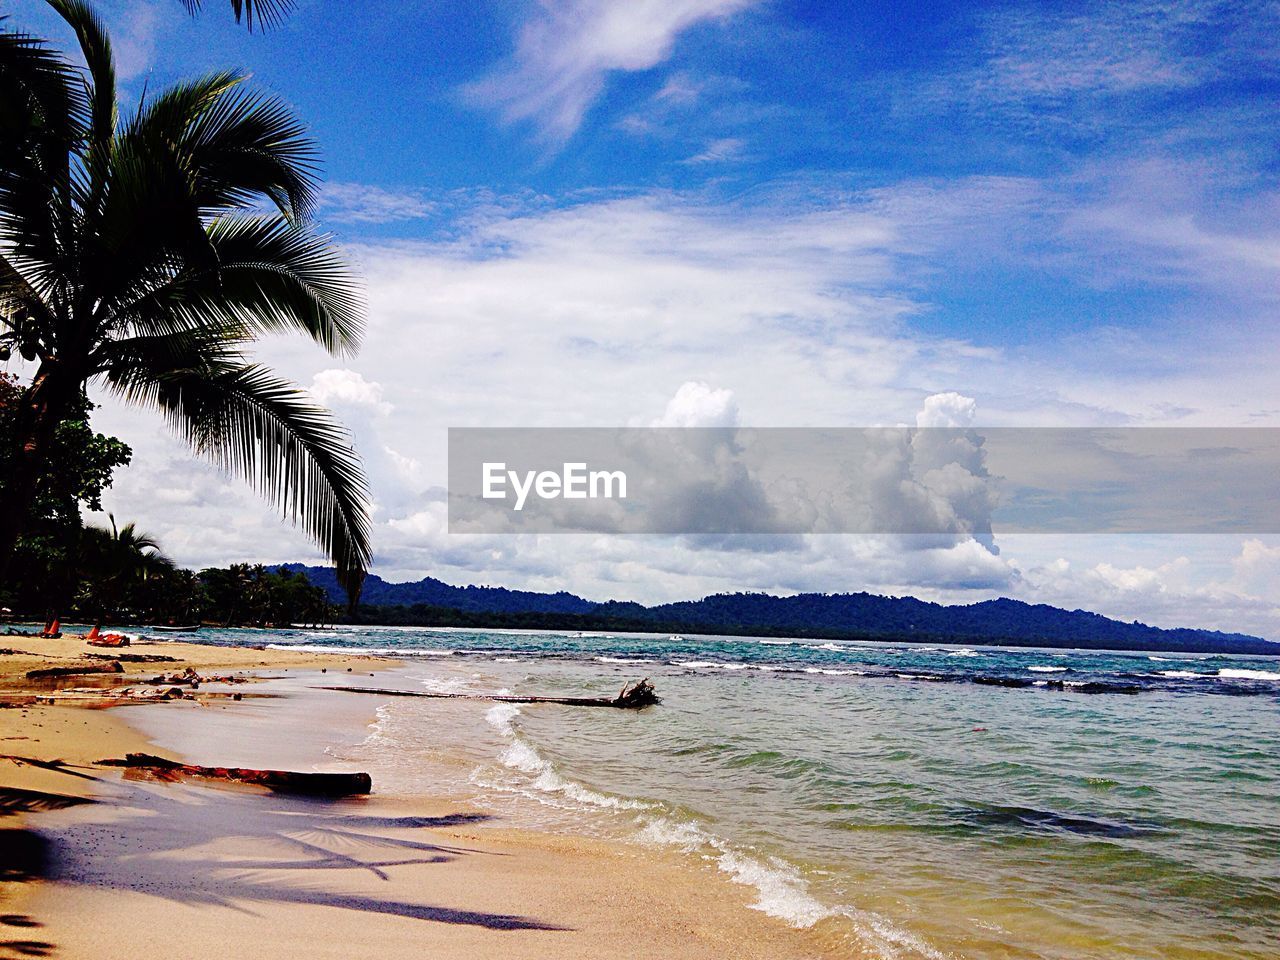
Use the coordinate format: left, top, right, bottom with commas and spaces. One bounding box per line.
318, 677, 661, 710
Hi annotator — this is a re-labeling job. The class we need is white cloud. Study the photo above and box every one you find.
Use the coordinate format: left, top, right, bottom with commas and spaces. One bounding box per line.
935, 0, 1280, 114
1011, 538, 1280, 638
652, 380, 738, 427
682, 137, 745, 164
464, 0, 760, 142
110, 0, 165, 81
309, 369, 393, 416
321, 183, 435, 224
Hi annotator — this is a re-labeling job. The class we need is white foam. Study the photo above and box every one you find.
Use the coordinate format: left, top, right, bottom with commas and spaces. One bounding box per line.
595, 656, 658, 664
637, 819, 830, 927
265, 643, 455, 656
485, 702, 521, 735
803, 667, 866, 676
638, 817, 945, 957
1028, 665, 1067, 673
414, 674, 473, 695
487, 704, 644, 811
949, 648, 979, 657
1160, 670, 1204, 679
717, 849, 833, 927
1217, 668, 1280, 681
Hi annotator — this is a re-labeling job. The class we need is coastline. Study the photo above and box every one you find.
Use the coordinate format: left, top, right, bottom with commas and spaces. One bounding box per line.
0, 632, 845, 960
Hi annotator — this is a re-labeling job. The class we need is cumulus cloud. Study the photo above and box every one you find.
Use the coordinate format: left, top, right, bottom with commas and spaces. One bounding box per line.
310, 369, 393, 417
464, 0, 760, 142
651, 380, 739, 427
1010, 538, 1280, 638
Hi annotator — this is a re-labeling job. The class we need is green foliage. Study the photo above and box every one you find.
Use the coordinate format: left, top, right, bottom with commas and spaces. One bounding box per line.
75, 517, 174, 621
0, 372, 131, 612
197, 563, 333, 626
0, 373, 131, 524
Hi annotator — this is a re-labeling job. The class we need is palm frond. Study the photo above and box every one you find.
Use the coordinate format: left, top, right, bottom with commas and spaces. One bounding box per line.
125, 70, 318, 222
0, 20, 85, 283
45, 0, 116, 149
101, 337, 371, 598
103, 215, 362, 355
181, 0, 297, 32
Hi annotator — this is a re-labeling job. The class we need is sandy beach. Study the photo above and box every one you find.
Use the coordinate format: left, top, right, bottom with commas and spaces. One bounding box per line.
0, 631, 843, 960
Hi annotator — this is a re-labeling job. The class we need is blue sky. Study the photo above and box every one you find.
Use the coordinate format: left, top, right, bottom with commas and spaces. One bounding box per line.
6, 0, 1280, 635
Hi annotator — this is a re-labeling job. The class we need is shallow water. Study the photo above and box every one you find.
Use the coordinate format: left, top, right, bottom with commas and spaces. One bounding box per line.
177, 626, 1280, 959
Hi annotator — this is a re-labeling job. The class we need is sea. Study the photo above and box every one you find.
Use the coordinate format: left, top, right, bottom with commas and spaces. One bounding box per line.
176, 626, 1279, 959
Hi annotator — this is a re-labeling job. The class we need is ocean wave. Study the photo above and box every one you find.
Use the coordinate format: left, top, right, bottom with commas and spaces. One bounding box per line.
1028, 665, 1068, 673
637, 818, 830, 927
264, 643, 456, 656
1217, 668, 1280, 681
948, 648, 979, 657
803, 667, 867, 676
638, 817, 946, 957
485, 704, 647, 811
673, 660, 749, 671
595, 656, 658, 664
417, 674, 473, 695
1160, 670, 1206, 679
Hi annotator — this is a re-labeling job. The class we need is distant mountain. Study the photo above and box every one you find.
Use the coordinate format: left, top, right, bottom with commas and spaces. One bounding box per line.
278, 564, 1279, 655
276, 564, 595, 615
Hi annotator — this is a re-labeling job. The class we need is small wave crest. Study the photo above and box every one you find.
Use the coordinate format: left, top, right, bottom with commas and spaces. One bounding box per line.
637, 818, 946, 957
1217, 668, 1280, 681
483, 704, 646, 811
265, 643, 456, 657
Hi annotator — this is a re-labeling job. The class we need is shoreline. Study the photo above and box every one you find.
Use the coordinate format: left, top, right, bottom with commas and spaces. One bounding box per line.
0, 633, 846, 960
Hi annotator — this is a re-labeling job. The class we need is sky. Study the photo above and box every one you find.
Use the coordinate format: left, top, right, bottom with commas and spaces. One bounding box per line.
5, 0, 1280, 637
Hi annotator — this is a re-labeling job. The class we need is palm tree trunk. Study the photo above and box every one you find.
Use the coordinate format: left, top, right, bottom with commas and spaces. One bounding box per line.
0, 362, 78, 584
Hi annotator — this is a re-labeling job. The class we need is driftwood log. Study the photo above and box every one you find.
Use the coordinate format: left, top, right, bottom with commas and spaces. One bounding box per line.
97, 752, 372, 796
319, 678, 661, 709
27, 661, 124, 680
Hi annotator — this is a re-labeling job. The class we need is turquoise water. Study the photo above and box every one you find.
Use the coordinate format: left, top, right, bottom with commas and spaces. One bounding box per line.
186, 626, 1279, 959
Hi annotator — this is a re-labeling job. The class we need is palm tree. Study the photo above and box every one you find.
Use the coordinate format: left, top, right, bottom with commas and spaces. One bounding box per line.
181, 1, 296, 32
0, 1, 370, 603
78, 515, 174, 621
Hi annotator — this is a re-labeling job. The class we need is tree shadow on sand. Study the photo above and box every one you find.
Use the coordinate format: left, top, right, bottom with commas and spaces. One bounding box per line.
0, 819, 56, 959
34, 773, 570, 933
